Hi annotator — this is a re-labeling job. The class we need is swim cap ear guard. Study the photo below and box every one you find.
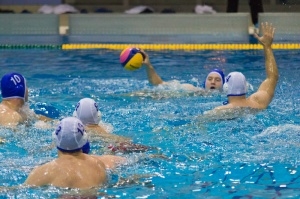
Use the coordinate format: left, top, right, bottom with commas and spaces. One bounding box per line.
222, 82, 229, 94
81, 141, 90, 154
73, 110, 78, 118
96, 111, 101, 124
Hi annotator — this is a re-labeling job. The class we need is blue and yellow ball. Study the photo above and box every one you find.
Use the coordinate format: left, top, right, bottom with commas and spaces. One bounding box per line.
120, 47, 145, 71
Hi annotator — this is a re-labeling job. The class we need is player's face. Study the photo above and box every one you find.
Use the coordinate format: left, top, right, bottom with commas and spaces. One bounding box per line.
205, 74, 223, 90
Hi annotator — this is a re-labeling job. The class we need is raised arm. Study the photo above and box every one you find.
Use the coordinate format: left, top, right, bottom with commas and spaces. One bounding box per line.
250, 22, 278, 108
140, 50, 164, 85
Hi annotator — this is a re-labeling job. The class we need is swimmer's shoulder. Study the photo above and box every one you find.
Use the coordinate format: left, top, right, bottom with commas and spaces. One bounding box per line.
202, 105, 259, 121
0, 107, 22, 127
201, 104, 241, 121
0, 103, 12, 113
26, 160, 56, 182
0, 103, 5, 109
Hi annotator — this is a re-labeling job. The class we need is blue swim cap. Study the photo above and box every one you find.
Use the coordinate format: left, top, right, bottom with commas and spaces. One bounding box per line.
203, 69, 225, 89
1, 72, 27, 100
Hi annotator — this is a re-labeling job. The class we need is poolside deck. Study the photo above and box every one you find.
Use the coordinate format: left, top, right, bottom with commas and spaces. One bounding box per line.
0, 12, 299, 45
1, 0, 300, 13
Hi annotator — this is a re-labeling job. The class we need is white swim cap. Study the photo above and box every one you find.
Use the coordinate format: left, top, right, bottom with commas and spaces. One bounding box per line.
223, 72, 247, 96
73, 98, 101, 125
53, 117, 88, 152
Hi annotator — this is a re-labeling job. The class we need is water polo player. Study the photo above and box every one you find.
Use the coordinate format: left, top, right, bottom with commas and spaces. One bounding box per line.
204, 22, 278, 116
0, 72, 52, 127
25, 117, 126, 189
140, 49, 225, 92
73, 98, 152, 153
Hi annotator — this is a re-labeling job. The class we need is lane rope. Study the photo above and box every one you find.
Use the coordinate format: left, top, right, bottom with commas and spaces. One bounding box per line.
0, 44, 299, 50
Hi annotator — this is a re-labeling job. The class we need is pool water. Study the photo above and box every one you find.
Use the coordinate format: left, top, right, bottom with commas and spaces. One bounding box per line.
0, 49, 300, 198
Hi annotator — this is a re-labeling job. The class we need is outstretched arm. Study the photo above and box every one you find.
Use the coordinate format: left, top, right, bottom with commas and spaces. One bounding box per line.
37, 114, 53, 122
250, 22, 279, 108
96, 155, 127, 170
140, 50, 164, 85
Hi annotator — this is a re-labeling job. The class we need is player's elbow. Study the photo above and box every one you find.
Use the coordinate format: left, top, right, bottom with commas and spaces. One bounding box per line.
273, 73, 279, 82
